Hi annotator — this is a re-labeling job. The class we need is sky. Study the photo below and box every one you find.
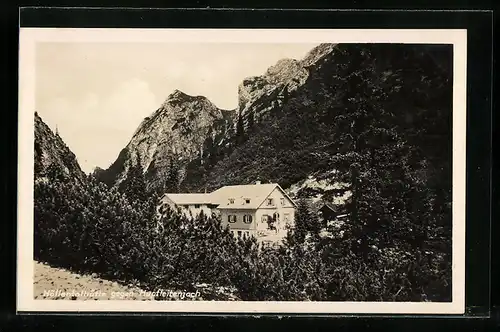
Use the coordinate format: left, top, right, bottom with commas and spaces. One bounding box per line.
35, 42, 319, 173
35, 42, 316, 173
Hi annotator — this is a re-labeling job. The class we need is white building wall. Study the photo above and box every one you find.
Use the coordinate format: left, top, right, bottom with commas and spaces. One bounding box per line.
217, 187, 297, 240
220, 209, 256, 230
255, 207, 295, 232
255, 187, 296, 232
219, 209, 257, 240
263, 187, 295, 208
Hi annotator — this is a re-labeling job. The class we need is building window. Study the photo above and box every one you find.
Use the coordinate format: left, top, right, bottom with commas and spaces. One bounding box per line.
245, 198, 251, 204
261, 215, 269, 223
237, 231, 242, 238
267, 198, 274, 206
243, 215, 253, 224
280, 198, 285, 206
194, 204, 200, 209
229, 198, 235, 204
228, 215, 237, 223
284, 213, 290, 222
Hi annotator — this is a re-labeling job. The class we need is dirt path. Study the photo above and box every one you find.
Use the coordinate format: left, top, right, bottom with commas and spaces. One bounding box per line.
34, 261, 154, 300
33, 261, 239, 301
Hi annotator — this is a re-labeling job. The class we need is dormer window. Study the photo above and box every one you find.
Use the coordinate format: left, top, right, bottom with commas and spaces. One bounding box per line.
229, 198, 235, 204
245, 198, 251, 204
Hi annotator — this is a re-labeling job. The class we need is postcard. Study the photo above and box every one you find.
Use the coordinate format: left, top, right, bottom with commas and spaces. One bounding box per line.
17, 28, 466, 314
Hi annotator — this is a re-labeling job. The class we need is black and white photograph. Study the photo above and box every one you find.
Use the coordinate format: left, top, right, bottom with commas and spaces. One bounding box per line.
17, 28, 467, 314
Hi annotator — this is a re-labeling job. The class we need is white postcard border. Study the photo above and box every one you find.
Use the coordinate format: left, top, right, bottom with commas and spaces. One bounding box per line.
17, 28, 467, 314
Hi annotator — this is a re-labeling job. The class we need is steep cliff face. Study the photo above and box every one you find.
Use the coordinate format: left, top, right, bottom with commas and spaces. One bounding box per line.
236, 44, 337, 127
190, 43, 453, 196
237, 58, 307, 126
97, 90, 235, 193
179, 44, 341, 191
34, 112, 86, 183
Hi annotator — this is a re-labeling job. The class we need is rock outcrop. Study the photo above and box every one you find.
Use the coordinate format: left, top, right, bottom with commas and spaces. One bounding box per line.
34, 112, 86, 183
237, 44, 337, 127
97, 90, 235, 193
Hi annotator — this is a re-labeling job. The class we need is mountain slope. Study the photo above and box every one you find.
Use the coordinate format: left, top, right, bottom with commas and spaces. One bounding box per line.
96, 90, 235, 193
184, 44, 453, 200
34, 112, 86, 183
98, 44, 338, 194
179, 44, 343, 191
237, 43, 337, 129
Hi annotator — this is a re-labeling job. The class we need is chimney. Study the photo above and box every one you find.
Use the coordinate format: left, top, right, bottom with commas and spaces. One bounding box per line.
255, 180, 261, 185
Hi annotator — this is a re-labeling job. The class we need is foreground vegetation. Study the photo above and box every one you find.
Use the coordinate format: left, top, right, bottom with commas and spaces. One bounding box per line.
35, 164, 451, 302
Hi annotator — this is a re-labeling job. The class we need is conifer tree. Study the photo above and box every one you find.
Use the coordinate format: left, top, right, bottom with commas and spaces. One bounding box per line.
121, 154, 148, 203
166, 158, 179, 192
34, 141, 44, 177
247, 112, 255, 131
235, 111, 245, 144
293, 198, 318, 243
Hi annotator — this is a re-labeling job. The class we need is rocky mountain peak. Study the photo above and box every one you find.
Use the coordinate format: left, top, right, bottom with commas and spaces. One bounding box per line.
99, 87, 235, 193
235, 44, 338, 127
169, 89, 185, 97
34, 113, 86, 182
161, 89, 205, 108
300, 43, 338, 67
264, 58, 303, 83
